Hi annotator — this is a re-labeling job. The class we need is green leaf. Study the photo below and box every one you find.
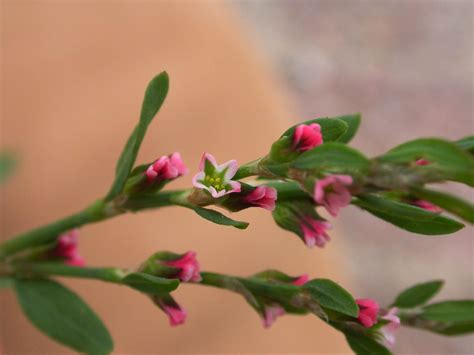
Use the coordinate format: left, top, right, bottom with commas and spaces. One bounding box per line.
106, 72, 169, 200
122, 272, 179, 294
455, 136, 474, 153
411, 187, 474, 224
336, 114, 361, 144
0, 277, 13, 289
14, 278, 113, 354
353, 194, 464, 235
331, 322, 392, 355
0, 151, 17, 184
292, 142, 370, 174
378, 138, 474, 186
393, 280, 444, 308
304, 279, 358, 317
281, 117, 349, 142
422, 300, 474, 322
193, 206, 249, 229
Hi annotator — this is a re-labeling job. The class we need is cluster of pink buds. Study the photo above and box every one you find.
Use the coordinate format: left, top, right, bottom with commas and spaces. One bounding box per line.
356, 298, 400, 347
292, 123, 323, 152
262, 274, 309, 328
52, 229, 85, 266
163, 251, 202, 283
146, 152, 188, 183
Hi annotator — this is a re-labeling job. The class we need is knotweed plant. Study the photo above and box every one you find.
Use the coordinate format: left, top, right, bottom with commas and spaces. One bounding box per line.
1, 72, 473, 354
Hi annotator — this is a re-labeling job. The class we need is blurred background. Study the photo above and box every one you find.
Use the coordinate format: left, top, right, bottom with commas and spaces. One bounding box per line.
1, 0, 472, 354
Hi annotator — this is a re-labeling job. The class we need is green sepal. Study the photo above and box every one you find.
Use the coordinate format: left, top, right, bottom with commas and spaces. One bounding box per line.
122, 272, 179, 294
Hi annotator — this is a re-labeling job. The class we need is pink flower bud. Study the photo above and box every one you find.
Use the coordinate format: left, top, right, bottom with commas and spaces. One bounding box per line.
293, 123, 323, 152
314, 175, 353, 217
146, 152, 188, 182
165, 251, 202, 283
412, 199, 442, 213
156, 301, 187, 327
292, 274, 310, 286
262, 305, 286, 328
415, 158, 430, 166
53, 229, 85, 267
300, 217, 332, 248
244, 185, 278, 211
380, 307, 400, 348
356, 298, 379, 328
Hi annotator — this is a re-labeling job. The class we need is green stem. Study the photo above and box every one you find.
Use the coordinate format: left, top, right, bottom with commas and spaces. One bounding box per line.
0, 199, 113, 261
6, 262, 125, 284
234, 158, 262, 180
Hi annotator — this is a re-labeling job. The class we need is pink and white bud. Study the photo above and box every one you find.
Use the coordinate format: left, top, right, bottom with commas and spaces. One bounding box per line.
300, 217, 332, 248
146, 152, 188, 182
292, 274, 310, 286
293, 123, 323, 152
165, 251, 202, 283
262, 305, 286, 328
244, 185, 277, 211
314, 175, 353, 217
412, 200, 442, 213
192, 153, 241, 198
380, 307, 400, 348
53, 229, 85, 267
356, 298, 380, 328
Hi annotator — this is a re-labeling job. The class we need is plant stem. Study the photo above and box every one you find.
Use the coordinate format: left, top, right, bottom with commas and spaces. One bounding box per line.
6, 262, 125, 284
234, 158, 262, 180
0, 199, 113, 261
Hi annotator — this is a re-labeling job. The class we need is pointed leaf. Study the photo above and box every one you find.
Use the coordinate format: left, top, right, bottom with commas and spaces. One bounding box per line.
193, 206, 249, 229
303, 279, 358, 317
331, 322, 392, 355
422, 300, 474, 322
353, 194, 464, 235
14, 278, 113, 354
106, 72, 169, 200
392, 280, 444, 308
336, 114, 361, 144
